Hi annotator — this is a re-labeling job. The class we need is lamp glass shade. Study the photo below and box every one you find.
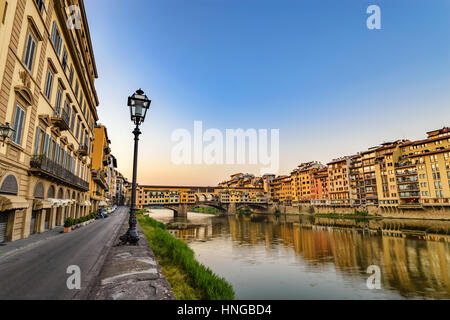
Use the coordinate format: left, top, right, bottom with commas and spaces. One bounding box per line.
128, 89, 151, 124
0, 122, 14, 142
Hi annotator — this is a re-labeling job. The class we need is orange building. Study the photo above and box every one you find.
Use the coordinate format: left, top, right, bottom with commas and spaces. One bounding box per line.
311, 168, 329, 206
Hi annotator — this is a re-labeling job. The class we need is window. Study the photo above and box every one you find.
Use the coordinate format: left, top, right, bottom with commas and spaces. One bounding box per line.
69, 66, 74, 85
62, 48, 68, 71
70, 112, 75, 132
42, 133, 49, 157
51, 21, 62, 56
74, 80, 79, 98
55, 88, 62, 116
11, 105, 25, 145
23, 33, 37, 72
75, 121, 80, 140
34, 0, 45, 13
44, 69, 53, 99
33, 126, 43, 155
1, 1, 7, 24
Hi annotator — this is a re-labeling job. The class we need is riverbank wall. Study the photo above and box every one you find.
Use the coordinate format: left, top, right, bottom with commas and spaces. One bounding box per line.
268, 204, 450, 220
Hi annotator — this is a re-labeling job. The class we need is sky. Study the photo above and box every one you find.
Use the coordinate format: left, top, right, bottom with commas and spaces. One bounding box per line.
84, 0, 450, 186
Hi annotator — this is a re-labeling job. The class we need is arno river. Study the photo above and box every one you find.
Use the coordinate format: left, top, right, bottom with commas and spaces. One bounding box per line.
148, 210, 450, 300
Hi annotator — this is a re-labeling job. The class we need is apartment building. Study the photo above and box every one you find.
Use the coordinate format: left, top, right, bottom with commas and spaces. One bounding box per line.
90, 124, 111, 211
327, 157, 352, 206
219, 173, 264, 189
349, 155, 364, 206
114, 170, 127, 205
291, 162, 326, 206
310, 168, 329, 206
0, 0, 98, 243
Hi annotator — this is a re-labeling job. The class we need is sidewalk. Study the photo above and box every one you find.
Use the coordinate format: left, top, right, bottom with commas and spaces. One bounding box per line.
88, 217, 176, 300
0, 226, 64, 259
0, 210, 122, 259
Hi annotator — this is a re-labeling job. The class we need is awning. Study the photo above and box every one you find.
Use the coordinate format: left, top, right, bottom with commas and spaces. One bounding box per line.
48, 198, 63, 207
32, 199, 53, 210
0, 195, 29, 212
98, 201, 108, 207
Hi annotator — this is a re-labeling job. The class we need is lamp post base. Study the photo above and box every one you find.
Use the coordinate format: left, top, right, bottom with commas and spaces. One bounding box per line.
118, 228, 140, 246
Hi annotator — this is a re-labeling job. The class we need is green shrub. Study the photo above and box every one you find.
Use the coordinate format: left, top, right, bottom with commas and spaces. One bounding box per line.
64, 218, 74, 228
138, 216, 235, 300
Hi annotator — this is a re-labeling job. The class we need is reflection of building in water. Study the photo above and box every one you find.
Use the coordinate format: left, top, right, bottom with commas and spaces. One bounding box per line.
221, 215, 450, 298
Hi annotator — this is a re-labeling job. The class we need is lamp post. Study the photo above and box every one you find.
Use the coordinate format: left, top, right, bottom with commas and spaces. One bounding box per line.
119, 89, 151, 245
0, 122, 15, 146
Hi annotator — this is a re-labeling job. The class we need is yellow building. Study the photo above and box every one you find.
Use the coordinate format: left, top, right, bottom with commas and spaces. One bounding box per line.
90, 124, 111, 211
0, 0, 98, 243
327, 157, 351, 206
270, 176, 292, 205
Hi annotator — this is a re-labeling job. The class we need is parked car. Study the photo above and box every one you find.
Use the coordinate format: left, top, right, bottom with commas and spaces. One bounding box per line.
97, 208, 108, 219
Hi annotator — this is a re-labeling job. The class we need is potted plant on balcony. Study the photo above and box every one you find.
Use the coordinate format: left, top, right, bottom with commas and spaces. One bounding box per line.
64, 218, 74, 233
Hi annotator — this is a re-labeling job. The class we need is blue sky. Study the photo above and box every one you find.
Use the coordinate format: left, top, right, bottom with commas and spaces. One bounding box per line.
85, 0, 450, 185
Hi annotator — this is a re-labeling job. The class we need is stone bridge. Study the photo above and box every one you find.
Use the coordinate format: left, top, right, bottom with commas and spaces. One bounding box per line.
145, 201, 271, 217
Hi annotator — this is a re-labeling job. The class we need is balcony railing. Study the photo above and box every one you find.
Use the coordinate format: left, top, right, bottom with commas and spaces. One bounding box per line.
399, 192, 420, 199
51, 109, 71, 131
398, 184, 420, 192
397, 176, 418, 184
30, 155, 89, 191
77, 144, 88, 156
396, 170, 417, 177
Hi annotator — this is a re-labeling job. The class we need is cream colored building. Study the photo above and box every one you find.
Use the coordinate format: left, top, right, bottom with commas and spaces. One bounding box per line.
0, 0, 99, 243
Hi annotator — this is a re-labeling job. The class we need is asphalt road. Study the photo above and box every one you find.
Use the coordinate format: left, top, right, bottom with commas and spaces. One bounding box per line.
0, 207, 128, 300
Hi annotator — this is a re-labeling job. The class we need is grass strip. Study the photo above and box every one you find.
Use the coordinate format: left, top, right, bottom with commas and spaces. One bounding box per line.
137, 214, 235, 300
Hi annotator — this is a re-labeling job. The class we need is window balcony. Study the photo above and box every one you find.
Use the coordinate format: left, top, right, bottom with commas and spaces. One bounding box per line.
91, 170, 109, 191
30, 155, 89, 191
77, 144, 89, 156
51, 110, 71, 131
399, 192, 420, 199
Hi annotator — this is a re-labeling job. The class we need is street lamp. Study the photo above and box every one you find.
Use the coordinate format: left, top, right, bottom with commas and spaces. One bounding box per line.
0, 122, 15, 146
119, 89, 151, 245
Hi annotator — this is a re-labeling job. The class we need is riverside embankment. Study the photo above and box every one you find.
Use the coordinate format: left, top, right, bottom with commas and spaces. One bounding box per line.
137, 214, 235, 300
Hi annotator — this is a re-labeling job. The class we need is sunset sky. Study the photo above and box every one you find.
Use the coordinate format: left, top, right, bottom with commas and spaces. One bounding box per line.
85, 0, 450, 186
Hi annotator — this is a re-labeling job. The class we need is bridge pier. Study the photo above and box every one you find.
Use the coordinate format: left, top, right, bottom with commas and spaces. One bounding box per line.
173, 204, 189, 218
227, 203, 236, 215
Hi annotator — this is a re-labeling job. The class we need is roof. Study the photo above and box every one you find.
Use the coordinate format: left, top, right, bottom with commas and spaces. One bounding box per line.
409, 147, 450, 158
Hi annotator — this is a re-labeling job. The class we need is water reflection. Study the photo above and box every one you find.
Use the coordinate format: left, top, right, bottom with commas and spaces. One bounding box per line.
149, 210, 450, 299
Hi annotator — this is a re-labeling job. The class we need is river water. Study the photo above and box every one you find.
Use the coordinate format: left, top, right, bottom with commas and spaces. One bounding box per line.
147, 209, 450, 300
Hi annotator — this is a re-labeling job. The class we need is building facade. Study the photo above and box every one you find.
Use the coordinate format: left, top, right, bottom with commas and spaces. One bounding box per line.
0, 0, 99, 243
90, 124, 111, 211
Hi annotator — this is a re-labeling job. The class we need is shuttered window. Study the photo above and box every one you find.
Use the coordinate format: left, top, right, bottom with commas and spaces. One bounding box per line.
55, 88, 62, 116
34, 126, 42, 155
23, 33, 37, 72
69, 66, 74, 85
11, 105, 25, 145
51, 21, 62, 56
62, 48, 68, 71
43, 133, 49, 157
44, 69, 53, 99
